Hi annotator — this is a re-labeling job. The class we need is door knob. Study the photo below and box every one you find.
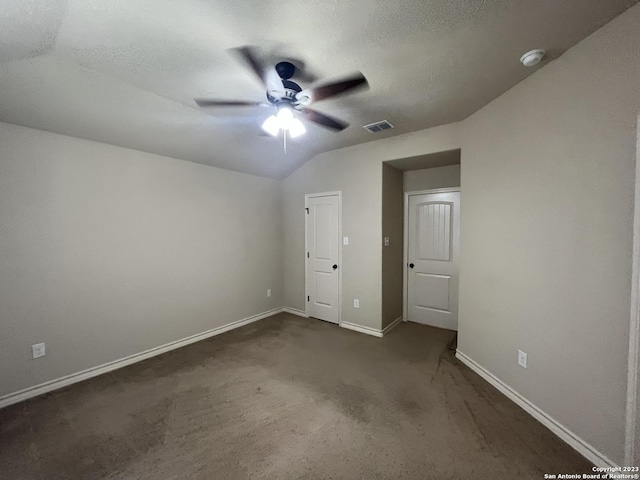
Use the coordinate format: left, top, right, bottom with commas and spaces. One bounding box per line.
409, 263, 415, 269
333, 264, 338, 270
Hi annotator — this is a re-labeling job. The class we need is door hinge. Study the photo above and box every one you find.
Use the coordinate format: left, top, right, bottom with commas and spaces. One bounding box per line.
307, 296, 310, 302
305, 207, 309, 214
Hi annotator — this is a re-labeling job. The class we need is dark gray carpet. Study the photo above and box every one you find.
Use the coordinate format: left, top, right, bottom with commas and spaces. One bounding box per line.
0, 313, 590, 479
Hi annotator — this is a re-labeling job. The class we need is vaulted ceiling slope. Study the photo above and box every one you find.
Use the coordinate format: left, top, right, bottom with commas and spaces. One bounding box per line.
0, 0, 636, 179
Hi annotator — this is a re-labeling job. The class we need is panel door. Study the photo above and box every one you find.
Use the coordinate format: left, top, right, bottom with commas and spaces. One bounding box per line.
306, 194, 340, 324
407, 192, 460, 330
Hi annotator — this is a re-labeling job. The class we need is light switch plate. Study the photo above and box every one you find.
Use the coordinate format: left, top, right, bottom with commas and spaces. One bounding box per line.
353, 299, 360, 308
32, 343, 46, 359
384, 236, 390, 247
518, 350, 527, 368
343, 237, 349, 246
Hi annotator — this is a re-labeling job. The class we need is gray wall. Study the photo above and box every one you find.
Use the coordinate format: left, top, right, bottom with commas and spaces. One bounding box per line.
281, 147, 383, 329
282, 123, 461, 331
458, 5, 639, 463
0, 122, 283, 397
404, 164, 461, 192
382, 163, 404, 329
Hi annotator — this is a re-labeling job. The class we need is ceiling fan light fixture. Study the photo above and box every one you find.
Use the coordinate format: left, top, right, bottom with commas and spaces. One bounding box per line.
276, 106, 294, 130
289, 118, 306, 138
261, 115, 279, 136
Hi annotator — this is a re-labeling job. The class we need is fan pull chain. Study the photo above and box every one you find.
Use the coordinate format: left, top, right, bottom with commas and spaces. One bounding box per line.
283, 129, 287, 155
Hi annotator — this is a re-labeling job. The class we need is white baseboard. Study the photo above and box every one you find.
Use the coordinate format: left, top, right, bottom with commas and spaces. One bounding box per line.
455, 350, 618, 468
341, 316, 404, 338
0, 307, 284, 410
340, 321, 383, 337
383, 316, 403, 335
283, 307, 309, 318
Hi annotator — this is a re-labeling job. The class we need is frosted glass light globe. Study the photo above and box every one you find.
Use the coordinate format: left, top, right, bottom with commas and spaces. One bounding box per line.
277, 107, 294, 130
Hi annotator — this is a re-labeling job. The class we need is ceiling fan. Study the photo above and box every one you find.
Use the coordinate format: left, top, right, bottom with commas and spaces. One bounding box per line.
194, 47, 369, 139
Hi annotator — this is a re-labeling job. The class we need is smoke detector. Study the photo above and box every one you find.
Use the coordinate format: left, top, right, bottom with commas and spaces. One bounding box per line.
520, 49, 545, 67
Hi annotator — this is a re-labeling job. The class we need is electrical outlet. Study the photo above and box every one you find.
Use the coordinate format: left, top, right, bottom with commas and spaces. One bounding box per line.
266, 289, 271, 298
518, 350, 527, 368
353, 299, 360, 308
32, 343, 46, 359
384, 236, 390, 247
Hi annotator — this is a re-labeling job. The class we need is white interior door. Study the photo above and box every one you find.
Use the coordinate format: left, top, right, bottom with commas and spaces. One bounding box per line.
407, 191, 460, 330
306, 193, 340, 324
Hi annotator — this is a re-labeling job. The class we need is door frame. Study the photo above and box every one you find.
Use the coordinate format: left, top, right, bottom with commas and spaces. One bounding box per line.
403, 187, 461, 324
304, 191, 343, 326
625, 115, 640, 465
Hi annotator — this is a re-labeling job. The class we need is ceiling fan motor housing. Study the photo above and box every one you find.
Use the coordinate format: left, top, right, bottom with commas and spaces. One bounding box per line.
267, 79, 302, 104
275, 61, 296, 80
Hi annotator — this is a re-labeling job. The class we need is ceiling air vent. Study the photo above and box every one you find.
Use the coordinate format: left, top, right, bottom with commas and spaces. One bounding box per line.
363, 120, 394, 133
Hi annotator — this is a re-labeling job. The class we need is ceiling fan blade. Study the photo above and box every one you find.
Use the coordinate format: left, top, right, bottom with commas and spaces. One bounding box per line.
265, 66, 285, 98
230, 46, 270, 89
194, 99, 267, 107
300, 108, 349, 131
297, 72, 368, 104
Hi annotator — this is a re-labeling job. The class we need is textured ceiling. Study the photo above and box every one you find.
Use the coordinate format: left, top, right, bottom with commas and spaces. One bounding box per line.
0, 0, 636, 178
